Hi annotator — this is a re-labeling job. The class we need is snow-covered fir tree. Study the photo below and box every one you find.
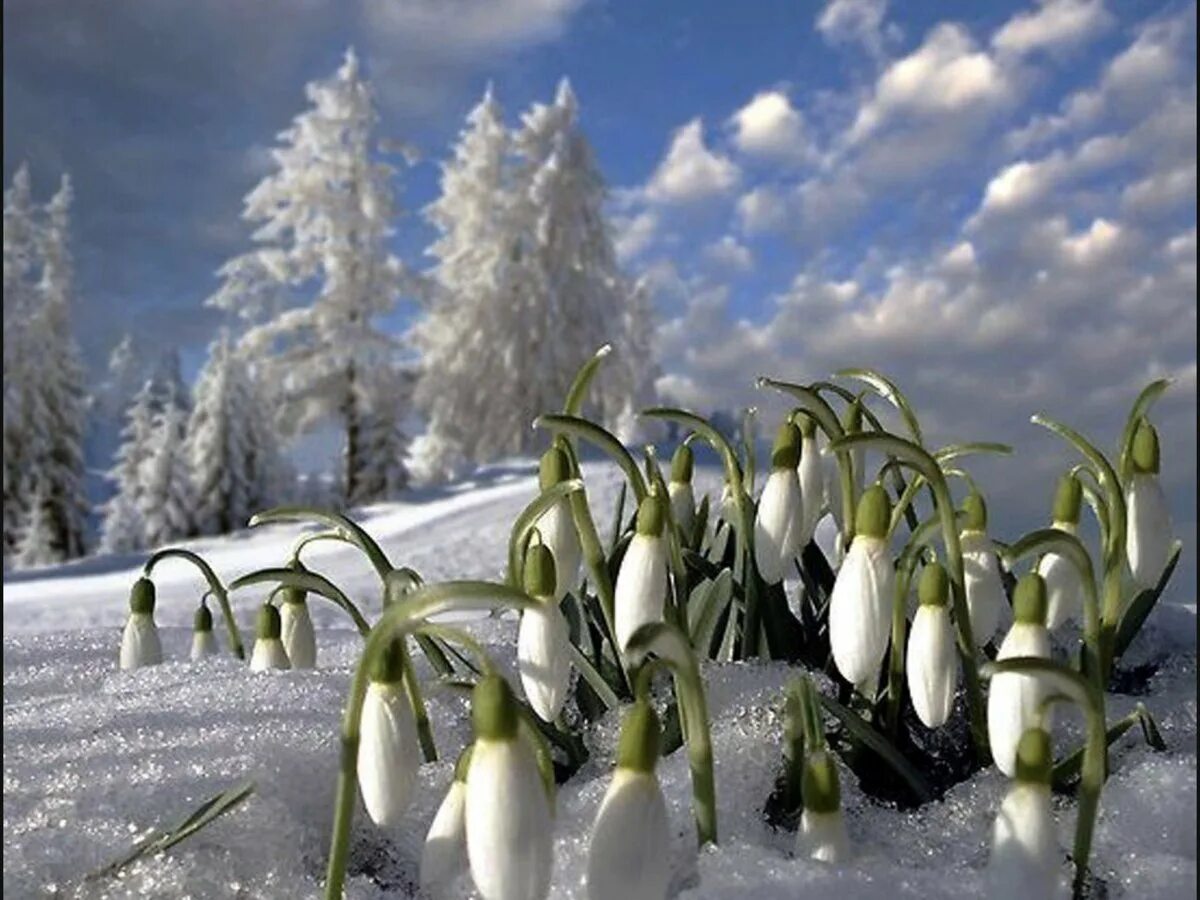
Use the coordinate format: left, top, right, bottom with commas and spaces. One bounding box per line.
138, 401, 195, 547
604, 275, 661, 443
345, 366, 408, 505
187, 331, 288, 535
208, 49, 410, 505
13, 477, 58, 569
98, 381, 159, 553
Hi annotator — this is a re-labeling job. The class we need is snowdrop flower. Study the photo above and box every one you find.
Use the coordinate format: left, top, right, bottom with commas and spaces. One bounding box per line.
517, 544, 572, 722
796, 750, 850, 864
988, 727, 1064, 900
708, 483, 737, 560
667, 444, 696, 538
961, 492, 1007, 645
535, 446, 582, 602
1038, 474, 1085, 631
615, 493, 669, 651
280, 587, 317, 669
1125, 419, 1172, 589
795, 414, 823, 552
906, 562, 959, 729
119, 577, 163, 670
465, 674, 554, 900
587, 701, 671, 900
190, 601, 218, 661
829, 485, 894, 688
988, 574, 1052, 778
249, 603, 291, 672
421, 745, 474, 894
754, 421, 803, 584
357, 636, 421, 827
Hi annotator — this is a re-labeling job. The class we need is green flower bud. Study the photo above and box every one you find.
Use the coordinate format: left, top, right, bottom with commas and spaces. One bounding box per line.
454, 743, 475, 782
1131, 419, 1160, 475
963, 491, 988, 532
193, 602, 213, 633
1052, 473, 1083, 525
523, 542, 558, 599
539, 446, 572, 490
770, 421, 801, 470
369, 635, 408, 685
801, 750, 841, 815
918, 561, 950, 607
616, 701, 663, 774
670, 444, 694, 483
472, 674, 520, 742
636, 493, 667, 537
795, 412, 816, 440
256, 602, 282, 640
129, 577, 156, 615
843, 399, 863, 434
1014, 727, 1052, 785
1012, 573, 1048, 626
854, 484, 891, 539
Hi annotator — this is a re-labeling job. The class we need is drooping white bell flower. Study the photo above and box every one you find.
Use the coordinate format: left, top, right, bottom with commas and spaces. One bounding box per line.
754, 421, 804, 584
249, 603, 291, 672
960, 492, 1007, 645
280, 588, 317, 669
1125, 420, 1172, 589
534, 446, 583, 602
668, 444, 697, 539
465, 675, 554, 900
829, 485, 895, 688
421, 745, 474, 894
796, 750, 850, 864
517, 544, 573, 723
587, 702, 671, 900
615, 493, 669, 651
988, 574, 1053, 778
119, 577, 163, 670
906, 561, 959, 729
988, 727, 1065, 900
357, 635, 422, 827
190, 601, 218, 661
795, 414, 824, 553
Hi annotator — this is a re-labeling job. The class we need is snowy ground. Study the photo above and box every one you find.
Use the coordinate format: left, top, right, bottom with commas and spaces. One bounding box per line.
4, 461, 1196, 898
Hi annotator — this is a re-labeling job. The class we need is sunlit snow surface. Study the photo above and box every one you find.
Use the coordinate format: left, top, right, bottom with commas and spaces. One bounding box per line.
4, 462, 1196, 898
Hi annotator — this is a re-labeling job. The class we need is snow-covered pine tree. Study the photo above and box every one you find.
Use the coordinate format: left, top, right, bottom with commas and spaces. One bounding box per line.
604, 275, 661, 443
346, 366, 408, 505
138, 401, 195, 547
207, 49, 409, 506
13, 477, 58, 569
98, 381, 159, 553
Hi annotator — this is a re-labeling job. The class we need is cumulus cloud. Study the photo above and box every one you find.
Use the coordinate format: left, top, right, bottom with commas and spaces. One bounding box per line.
992, 0, 1113, 57
703, 236, 755, 273
815, 0, 900, 60
728, 91, 810, 162
645, 119, 741, 204
614, 211, 660, 263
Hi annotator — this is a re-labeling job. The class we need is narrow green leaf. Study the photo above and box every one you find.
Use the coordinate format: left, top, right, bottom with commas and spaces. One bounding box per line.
1118, 379, 1171, 481
835, 367, 925, 446
932, 442, 1013, 463
535, 414, 647, 503
506, 478, 586, 588
564, 344, 613, 417
1113, 541, 1183, 662
248, 507, 393, 581
228, 567, 371, 636
818, 694, 932, 802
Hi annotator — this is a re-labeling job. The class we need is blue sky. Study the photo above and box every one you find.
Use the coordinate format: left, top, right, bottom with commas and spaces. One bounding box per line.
4, 0, 1196, 594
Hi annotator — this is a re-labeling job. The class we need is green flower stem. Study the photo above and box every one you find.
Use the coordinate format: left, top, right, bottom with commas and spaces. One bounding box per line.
835, 367, 925, 446
644, 451, 690, 629
1052, 702, 1163, 790
143, 548, 244, 660
829, 432, 990, 762
983, 657, 1106, 898
625, 622, 717, 846
288, 529, 353, 566
506, 478, 586, 588
323, 581, 542, 899
742, 407, 758, 496
566, 641, 622, 710
885, 556, 921, 736
249, 506, 393, 580
535, 414, 648, 503
564, 344, 613, 417
228, 568, 372, 636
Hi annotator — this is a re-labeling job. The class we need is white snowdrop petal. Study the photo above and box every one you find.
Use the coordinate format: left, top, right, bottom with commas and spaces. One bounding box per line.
797, 809, 850, 864
796, 436, 823, 550
422, 781, 468, 892
829, 536, 894, 686
466, 738, 554, 900
517, 603, 572, 722
962, 530, 1006, 642
249, 638, 291, 672
120, 614, 163, 670
753, 468, 801, 584
615, 534, 667, 651
1037, 551, 1082, 631
536, 500, 582, 602
358, 682, 421, 827
190, 630, 217, 661
587, 770, 671, 900
989, 783, 1063, 900
906, 605, 958, 728
668, 481, 695, 536
987, 624, 1052, 777
280, 602, 317, 669
1126, 474, 1171, 589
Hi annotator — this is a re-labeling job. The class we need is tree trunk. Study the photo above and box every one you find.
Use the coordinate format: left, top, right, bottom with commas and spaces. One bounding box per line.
344, 363, 360, 506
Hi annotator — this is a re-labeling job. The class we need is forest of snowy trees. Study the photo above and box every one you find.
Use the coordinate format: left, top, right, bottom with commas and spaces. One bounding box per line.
2, 49, 659, 570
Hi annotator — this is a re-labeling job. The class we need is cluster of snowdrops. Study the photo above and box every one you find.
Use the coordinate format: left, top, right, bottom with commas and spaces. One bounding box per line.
115, 349, 1180, 900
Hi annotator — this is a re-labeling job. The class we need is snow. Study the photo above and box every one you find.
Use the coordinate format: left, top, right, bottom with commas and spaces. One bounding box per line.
4, 462, 1196, 898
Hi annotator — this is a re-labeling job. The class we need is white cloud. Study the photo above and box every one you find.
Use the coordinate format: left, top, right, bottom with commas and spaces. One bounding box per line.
992, 0, 1113, 57
816, 0, 898, 59
736, 187, 788, 234
941, 241, 978, 272
729, 91, 809, 162
1059, 218, 1127, 267
645, 119, 740, 204
362, 0, 582, 60
978, 158, 1060, 213
703, 236, 755, 272
614, 211, 660, 263
1121, 165, 1197, 218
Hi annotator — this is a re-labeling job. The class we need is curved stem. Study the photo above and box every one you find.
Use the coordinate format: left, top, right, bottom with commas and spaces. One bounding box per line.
288, 529, 352, 567
1116, 379, 1171, 482
228, 568, 371, 636
249, 506, 393, 582
144, 548, 244, 660
835, 367, 925, 446
886, 555, 921, 736
506, 478, 585, 589
563, 344, 613, 417
534, 414, 648, 503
